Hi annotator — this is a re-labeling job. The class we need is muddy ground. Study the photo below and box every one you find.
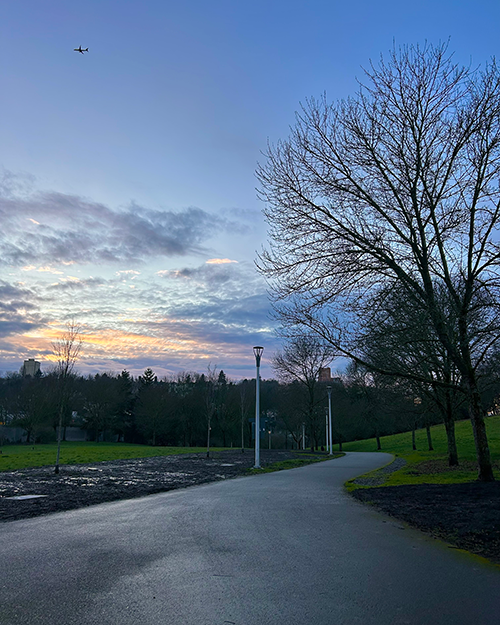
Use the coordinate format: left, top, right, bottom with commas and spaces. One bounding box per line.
0, 450, 303, 523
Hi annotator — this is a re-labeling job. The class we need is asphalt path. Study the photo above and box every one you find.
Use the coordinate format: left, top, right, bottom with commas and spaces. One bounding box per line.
1, 452, 499, 625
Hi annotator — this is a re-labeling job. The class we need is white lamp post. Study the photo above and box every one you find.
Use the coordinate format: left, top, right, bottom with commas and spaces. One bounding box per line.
327, 385, 333, 455
253, 346, 264, 468
325, 408, 329, 451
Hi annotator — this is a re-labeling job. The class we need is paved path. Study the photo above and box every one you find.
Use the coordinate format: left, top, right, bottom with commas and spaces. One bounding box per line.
1, 452, 499, 624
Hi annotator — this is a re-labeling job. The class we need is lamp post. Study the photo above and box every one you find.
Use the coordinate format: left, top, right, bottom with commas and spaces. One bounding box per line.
327, 385, 333, 455
253, 346, 264, 468
325, 408, 329, 451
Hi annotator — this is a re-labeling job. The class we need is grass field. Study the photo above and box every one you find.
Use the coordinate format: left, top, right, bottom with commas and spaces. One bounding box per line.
0, 442, 227, 471
2, 416, 498, 484
343, 415, 500, 486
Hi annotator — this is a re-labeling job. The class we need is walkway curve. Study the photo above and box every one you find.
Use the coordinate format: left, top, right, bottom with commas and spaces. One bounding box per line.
1, 452, 498, 624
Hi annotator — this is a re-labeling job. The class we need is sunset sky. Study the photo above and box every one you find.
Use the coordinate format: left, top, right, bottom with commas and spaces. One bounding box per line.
1, 0, 499, 379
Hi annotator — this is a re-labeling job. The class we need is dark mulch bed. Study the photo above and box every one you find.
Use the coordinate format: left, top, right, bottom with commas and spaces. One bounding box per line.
0, 450, 303, 523
352, 483, 500, 564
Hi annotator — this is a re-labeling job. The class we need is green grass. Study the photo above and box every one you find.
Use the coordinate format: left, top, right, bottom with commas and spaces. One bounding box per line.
343, 415, 500, 487
0, 442, 345, 474
0, 441, 226, 471
248, 453, 344, 474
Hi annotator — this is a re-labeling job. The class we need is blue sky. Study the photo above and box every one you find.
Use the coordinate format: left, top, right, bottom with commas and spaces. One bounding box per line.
0, 0, 499, 379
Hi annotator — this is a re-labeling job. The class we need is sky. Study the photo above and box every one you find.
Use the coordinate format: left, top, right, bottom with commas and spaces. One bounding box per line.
0, 0, 499, 380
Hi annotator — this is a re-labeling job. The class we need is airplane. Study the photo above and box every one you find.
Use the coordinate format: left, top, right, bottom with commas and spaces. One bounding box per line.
74, 46, 89, 54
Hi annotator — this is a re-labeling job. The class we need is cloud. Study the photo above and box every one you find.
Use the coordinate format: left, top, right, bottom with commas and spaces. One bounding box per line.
205, 258, 238, 264
21, 265, 64, 275
167, 293, 272, 334
0, 168, 36, 199
0, 171, 234, 267
116, 270, 141, 277
0, 319, 40, 337
0, 281, 42, 338
45, 276, 106, 291
0, 281, 39, 313
0, 171, 277, 379
157, 260, 251, 288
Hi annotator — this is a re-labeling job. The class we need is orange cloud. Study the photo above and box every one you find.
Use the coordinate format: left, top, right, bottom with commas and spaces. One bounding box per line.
18, 322, 216, 364
205, 258, 238, 264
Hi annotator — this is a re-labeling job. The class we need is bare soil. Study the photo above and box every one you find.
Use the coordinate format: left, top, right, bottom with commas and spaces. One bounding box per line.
351, 483, 500, 564
0, 450, 304, 523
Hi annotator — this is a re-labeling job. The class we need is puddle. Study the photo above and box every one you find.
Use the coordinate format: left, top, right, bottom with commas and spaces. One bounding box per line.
5, 495, 48, 501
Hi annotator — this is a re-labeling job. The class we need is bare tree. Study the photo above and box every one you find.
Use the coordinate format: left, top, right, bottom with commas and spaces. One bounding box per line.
53, 322, 82, 474
273, 335, 335, 450
357, 284, 464, 465
257, 43, 500, 480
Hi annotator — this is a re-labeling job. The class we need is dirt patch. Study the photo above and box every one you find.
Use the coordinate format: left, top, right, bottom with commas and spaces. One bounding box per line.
351, 483, 500, 564
0, 450, 307, 523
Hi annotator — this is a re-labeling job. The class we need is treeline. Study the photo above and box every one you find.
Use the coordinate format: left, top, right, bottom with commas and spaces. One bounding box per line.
2, 363, 498, 451
0, 368, 253, 448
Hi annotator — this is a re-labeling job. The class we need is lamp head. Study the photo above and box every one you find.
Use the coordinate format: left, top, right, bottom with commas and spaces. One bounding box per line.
253, 346, 264, 366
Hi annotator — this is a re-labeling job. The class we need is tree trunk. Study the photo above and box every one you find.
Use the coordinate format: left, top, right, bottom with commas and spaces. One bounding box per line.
444, 416, 459, 466
55, 402, 64, 474
442, 389, 459, 466
411, 427, 416, 451
426, 425, 433, 451
376, 434, 381, 451
206, 413, 211, 458
466, 379, 494, 481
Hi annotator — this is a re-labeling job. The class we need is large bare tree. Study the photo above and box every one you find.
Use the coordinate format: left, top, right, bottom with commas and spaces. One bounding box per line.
257, 43, 500, 480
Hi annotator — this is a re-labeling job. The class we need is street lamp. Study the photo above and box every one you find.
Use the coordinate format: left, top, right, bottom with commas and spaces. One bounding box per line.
325, 408, 329, 452
253, 346, 264, 468
327, 385, 333, 455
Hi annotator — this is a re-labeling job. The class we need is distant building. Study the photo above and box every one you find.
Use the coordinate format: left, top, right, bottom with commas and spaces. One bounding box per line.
318, 367, 332, 382
21, 359, 41, 377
